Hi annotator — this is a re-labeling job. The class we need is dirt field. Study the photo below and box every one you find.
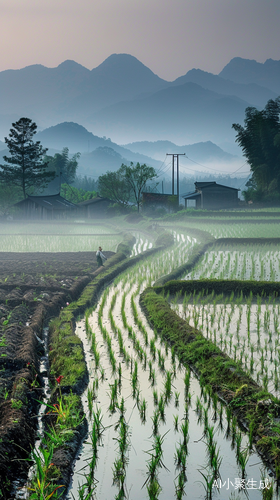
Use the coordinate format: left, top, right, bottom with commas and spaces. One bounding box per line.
0, 251, 113, 498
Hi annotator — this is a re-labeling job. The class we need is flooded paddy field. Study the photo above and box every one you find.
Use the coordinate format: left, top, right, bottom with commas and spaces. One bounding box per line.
170, 292, 280, 397
65, 228, 276, 499
183, 242, 280, 281
1, 216, 279, 500
68, 279, 272, 500
163, 219, 280, 239
0, 221, 123, 252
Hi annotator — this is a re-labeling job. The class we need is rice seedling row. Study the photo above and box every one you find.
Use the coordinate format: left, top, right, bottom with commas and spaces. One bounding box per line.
0, 222, 119, 235
184, 244, 280, 281
170, 290, 280, 397
130, 233, 154, 256
163, 220, 280, 239
0, 234, 124, 252
67, 233, 273, 499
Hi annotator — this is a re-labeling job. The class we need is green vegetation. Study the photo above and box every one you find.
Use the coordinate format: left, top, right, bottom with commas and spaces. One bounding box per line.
166, 220, 280, 238
28, 444, 62, 499
45, 147, 80, 185
170, 288, 280, 393
232, 97, 280, 202
49, 318, 87, 389
0, 117, 55, 198
0, 233, 123, 252
99, 162, 157, 211
60, 183, 96, 204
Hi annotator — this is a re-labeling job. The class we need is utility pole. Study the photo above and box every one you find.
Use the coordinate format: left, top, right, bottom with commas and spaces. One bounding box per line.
166, 153, 185, 202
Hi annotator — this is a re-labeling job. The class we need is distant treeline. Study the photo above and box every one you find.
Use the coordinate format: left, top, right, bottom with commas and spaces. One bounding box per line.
72, 175, 98, 192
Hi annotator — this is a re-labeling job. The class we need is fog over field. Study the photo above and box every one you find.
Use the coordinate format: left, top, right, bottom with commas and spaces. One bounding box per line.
1, 2, 280, 498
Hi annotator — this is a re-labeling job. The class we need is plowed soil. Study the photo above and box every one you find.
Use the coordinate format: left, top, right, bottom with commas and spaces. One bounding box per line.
0, 251, 113, 498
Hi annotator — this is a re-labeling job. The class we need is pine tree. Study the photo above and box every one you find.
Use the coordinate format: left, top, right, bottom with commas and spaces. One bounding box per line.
0, 117, 55, 198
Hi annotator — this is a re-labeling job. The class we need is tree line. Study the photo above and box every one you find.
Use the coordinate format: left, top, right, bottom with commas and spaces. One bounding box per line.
0, 117, 157, 214
1, 100, 280, 214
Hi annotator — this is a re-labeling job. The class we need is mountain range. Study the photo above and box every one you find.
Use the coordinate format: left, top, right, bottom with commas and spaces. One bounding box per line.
0, 54, 279, 149
0, 121, 238, 178
36, 122, 238, 177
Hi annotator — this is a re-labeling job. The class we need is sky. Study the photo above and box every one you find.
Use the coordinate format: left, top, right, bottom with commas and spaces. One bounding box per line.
1, 0, 280, 80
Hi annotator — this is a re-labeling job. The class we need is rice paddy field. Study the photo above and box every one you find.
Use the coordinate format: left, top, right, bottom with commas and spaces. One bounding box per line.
163, 219, 280, 238
170, 291, 280, 397
0, 222, 124, 252
3, 212, 280, 500
67, 232, 270, 500
184, 243, 280, 281
0, 222, 159, 254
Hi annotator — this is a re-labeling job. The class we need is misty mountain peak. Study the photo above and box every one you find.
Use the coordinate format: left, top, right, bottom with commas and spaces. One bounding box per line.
92, 53, 167, 88
219, 57, 280, 93
95, 53, 157, 74
56, 60, 89, 72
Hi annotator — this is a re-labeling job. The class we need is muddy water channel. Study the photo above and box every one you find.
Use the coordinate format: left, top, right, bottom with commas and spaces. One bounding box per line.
66, 234, 274, 500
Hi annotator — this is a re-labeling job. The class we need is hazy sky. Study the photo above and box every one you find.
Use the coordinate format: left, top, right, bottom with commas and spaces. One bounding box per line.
1, 0, 280, 80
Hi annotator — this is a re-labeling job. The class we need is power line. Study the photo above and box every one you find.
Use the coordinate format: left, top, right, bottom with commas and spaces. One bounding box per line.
180, 155, 250, 176
238, 173, 252, 189
156, 157, 173, 176
158, 160, 172, 176
155, 156, 167, 175
177, 161, 250, 177
229, 161, 250, 176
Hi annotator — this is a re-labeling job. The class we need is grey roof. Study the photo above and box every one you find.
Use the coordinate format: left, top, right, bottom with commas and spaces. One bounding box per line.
77, 196, 111, 207
195, 181, 239, 191
194, 181, 216, 188
16, 194, 76, 210
182, 191, 201, 200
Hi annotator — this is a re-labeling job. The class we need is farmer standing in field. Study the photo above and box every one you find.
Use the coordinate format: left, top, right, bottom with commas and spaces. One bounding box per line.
96, 246, 107, 267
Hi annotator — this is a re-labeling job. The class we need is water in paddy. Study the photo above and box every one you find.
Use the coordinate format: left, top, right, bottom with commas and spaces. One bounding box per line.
184, 248, 280, 281
67, 282, 274, 497
171, 296, 280, 398
130, 232, 154, 256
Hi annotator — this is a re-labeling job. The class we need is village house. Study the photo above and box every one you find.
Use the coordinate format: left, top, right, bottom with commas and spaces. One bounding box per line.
182, 182, 239, 209
14, 194, 77, 219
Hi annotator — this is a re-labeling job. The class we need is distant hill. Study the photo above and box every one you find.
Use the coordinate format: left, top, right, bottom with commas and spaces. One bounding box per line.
171, 68, 277, 108
78, 147, 128, 177
1, 122, 239, 179
0, 54, 279, 148
0, 60, 89, 118
36, 122, 107, 153
36, 123, 242, 178
88, 81, 250, 144
36, 122, 162, 177
123, 140, 237, 162
66, 54, 168, 117
219, 57, 280, 94
0, 54, 168, 133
